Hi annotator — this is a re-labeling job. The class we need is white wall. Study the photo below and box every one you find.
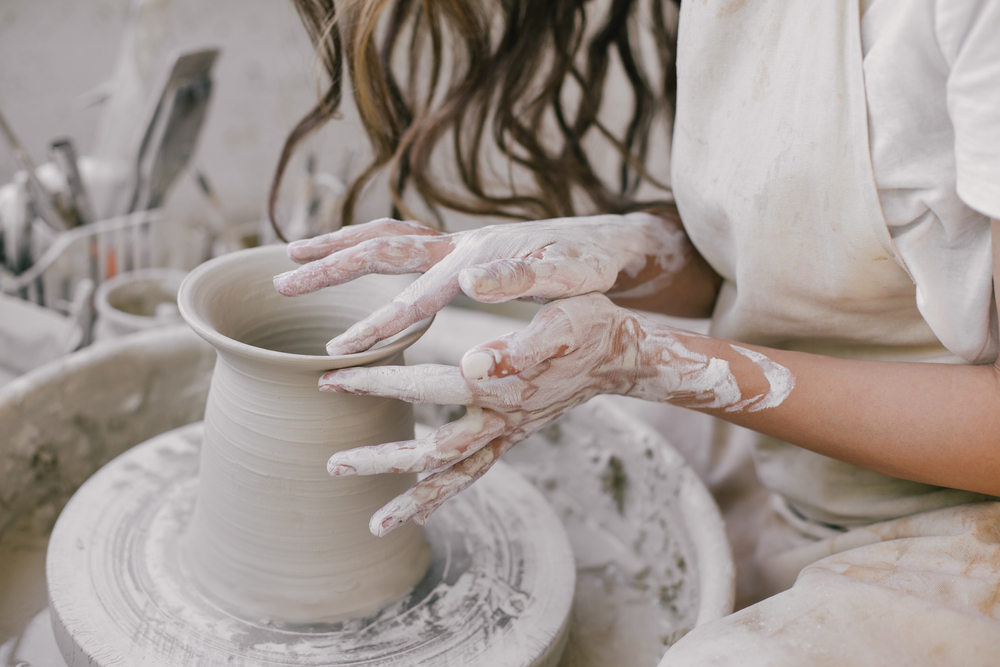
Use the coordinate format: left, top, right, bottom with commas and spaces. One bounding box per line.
0, 0, 383, 262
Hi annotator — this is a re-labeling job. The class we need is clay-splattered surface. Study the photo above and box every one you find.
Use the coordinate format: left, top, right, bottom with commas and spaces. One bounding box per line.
0, 316, 732, 667
0, 326, 213, 537
418, 396, 734, 667
0, 326, 214, 663
47, 423, 574, 667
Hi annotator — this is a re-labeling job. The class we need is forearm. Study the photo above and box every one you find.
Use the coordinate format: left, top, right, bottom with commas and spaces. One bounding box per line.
632, 321, 1000, 496
743, 349, 1000, 495
606, 209, 722, 318
625, 217, 1000, 496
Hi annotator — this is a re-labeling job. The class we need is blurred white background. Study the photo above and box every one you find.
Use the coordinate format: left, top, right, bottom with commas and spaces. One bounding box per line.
0, 0, 383, 244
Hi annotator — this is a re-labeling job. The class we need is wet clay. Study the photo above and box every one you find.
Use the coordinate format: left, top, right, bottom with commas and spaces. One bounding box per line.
176, 245, 435, 622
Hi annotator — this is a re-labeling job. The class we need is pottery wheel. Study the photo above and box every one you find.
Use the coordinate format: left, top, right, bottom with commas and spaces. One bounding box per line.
46, 422, 575, 667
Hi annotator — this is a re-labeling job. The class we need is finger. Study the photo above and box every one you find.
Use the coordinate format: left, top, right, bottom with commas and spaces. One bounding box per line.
286, 218, 443, 263
319, 364, 475, 404
458, 258, 555, 303
324, 263, 461, 355
274, 235, 454, 296
368, 436, 517, 537
459, 302, 575, 381
327, 407, 508, 475
458, 256, 616, 303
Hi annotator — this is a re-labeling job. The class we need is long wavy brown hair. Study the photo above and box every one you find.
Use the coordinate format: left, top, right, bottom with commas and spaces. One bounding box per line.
269, 0, 681, 239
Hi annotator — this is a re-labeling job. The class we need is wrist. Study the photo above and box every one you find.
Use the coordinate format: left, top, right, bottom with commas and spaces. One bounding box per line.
607, 213, 690, 297
624, 320, 737, 408
626, 323, 795, 415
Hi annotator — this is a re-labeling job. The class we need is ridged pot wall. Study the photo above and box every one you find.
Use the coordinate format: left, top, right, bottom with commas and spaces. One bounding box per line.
177, 245, 432, 623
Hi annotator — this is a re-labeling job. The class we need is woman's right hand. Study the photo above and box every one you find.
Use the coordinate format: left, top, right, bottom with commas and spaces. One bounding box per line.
273, 212, 692, 355
317, 290, 795, 535
317, 292, 716, 534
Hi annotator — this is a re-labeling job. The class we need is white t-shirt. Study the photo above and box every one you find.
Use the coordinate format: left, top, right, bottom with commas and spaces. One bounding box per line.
861, 0, 1000, 364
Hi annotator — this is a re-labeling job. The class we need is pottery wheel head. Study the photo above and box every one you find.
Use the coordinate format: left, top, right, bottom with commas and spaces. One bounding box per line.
46, 423, 576, 667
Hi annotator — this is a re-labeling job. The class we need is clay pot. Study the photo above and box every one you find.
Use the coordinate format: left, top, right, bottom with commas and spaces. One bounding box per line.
177, 245, 432, 623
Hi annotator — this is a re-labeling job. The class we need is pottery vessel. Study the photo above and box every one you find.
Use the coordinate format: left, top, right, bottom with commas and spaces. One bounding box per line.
177, 244, 432, 623
93, 268, 186, 340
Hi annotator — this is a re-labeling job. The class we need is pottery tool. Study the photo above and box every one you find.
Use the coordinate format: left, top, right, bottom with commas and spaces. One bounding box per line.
49, 138, 94, 228
50, 137, 103, 288
0, 105, 70, 233
0, 174, 31, 277
124, 49, 219, 214
193, 169, 237, 251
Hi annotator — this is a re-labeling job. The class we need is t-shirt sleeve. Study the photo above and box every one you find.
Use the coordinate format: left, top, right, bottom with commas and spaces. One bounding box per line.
938, 0, 1000, 219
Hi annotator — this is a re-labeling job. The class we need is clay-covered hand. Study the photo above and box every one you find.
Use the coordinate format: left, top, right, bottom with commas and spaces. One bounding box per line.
273, 213, 687, 355
319, 292, 776, 536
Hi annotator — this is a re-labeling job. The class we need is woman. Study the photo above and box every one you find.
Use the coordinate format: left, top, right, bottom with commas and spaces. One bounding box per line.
271, 0, 1000, 663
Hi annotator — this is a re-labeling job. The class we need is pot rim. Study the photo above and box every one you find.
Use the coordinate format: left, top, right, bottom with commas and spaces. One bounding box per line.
178, 244, 433, 371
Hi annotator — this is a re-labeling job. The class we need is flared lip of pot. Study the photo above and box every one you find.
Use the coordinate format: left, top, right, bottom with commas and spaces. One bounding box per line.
177, 244, 433, 371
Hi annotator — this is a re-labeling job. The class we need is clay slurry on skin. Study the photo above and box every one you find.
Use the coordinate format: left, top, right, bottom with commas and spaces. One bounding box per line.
272, 213, 690, 357
270, 214, 793, 536
322, 293, 795, 536
729, 345, 795, 412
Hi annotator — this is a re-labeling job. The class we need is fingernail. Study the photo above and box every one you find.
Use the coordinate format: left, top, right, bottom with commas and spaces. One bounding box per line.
327, 463, 357, 476
273, 271, 295, 293
369, 497, 418, 537
325, 341, 349, 356
319, 367, 356, 391
286, 240, 311, 261
319, 382, 350, 394
461, 350, 495, 381
326, 325, 374, 355
464, 267, 497, 294
327, 454, 358, 476
318, 376, 348, 392
371, 515, 401, 537
327, 446, 377, 475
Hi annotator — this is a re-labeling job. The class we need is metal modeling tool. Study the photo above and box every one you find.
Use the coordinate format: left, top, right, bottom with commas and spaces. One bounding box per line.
125, 49, 219, 214
49, 138, 94, 228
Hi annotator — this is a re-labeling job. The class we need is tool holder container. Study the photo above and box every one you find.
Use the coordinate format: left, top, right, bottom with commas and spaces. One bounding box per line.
1, 209, 166, 323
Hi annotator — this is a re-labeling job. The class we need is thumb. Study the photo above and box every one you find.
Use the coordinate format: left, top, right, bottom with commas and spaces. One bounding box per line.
458, 258, 546, 303
460, 255, 617, 304
460, 304, 574, 381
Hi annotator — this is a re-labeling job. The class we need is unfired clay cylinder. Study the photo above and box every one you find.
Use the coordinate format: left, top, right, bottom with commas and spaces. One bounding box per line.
177, 245, 432, 623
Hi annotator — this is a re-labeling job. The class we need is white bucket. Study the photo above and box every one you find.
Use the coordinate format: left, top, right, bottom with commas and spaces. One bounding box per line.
93, 268, 186, 340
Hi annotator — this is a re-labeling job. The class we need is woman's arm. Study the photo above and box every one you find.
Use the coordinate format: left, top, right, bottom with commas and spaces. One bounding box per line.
321, 221, 1000, 533
696, 219, 1000, 496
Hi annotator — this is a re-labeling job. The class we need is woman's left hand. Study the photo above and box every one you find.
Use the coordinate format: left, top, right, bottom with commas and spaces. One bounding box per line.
320, 292, 730, 536
273, 213, 690, 355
